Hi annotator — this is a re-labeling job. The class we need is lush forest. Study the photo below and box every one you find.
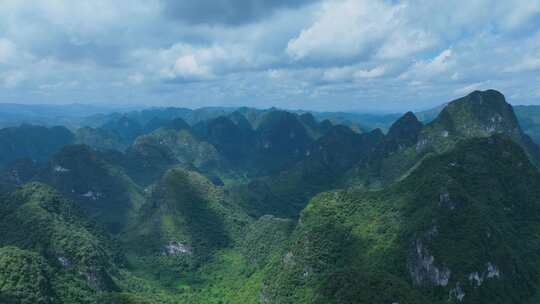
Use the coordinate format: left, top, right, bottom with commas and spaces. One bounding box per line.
1, 90, 540, 303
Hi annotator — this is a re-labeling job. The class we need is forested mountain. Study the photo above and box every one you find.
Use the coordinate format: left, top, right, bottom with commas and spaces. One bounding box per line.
1, 90, 540, 303
0, 125, 75, 167
263, 135, 540, 304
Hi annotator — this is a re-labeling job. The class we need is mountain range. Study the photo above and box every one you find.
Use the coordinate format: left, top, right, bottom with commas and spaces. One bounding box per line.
0, 90, 540, 303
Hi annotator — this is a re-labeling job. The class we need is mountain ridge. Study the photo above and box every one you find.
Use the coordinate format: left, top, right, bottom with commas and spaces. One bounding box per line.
1, 90, 540, 303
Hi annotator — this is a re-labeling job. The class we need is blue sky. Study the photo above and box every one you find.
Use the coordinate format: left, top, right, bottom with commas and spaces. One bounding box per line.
0, 0, 539, 112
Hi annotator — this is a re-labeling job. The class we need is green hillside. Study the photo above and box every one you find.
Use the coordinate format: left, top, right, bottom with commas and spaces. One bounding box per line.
2, 90, 540, 303
263, 136, 540, 304
0, 183, 120, 303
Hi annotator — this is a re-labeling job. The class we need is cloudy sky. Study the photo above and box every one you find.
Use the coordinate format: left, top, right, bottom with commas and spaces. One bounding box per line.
0, 0, 539, 112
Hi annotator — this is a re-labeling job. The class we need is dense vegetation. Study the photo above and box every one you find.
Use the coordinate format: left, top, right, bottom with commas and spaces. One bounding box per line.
0, 125, 74, 168
0, 183, 119, 303
263, 136, 540, 304
1, 90, 540, 303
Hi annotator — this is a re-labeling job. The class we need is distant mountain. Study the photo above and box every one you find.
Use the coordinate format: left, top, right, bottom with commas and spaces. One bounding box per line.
91, 107, 246, 149
298, 112, 334, 138
193, 109, 340, 177
101, 116, 144, 144
312, 111, 401, 133
346, 90, 540, 188
125, 127, 224, 185
37, 144, 145, 234
75, 127, 127, 152
381, 111, 423, 153
415, 103, 448, 122
93, 106, 236, 131
232, 126, 384, 217
0, 103, 123, 118
192, 114, 256, 167
98, 90, 538, 220
514, 105, 540, 145
253, 110, 313, 173
0, 103, 131, 129
0, 125, 75, 168
93, 105, 398, 139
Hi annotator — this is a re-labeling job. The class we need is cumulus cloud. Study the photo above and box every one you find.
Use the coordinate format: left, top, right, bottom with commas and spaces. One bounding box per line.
286, 0, 394, 61
286, 0, 436, 62
498, 1, 540, 31
376, 29, 437, 60
0, 0, 161, 66
127, 73, 145, 85
38, 80, 79, 92
0, 71, 26, 88
400, 49, 454, 81
321, 65, 386, 83
0, 39, 17, 64
506, 56, 540, 73
140, 42, 274, 82
453, 81, 491, 96
355, 66, 386, 78
0, 0, 539, 110
163, 54, 214, 81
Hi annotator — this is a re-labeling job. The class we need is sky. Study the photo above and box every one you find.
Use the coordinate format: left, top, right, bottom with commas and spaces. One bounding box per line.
0, 0, 539, 112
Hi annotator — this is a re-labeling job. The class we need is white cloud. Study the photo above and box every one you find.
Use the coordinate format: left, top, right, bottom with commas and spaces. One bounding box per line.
38, 80, 79, 91
354, 66, 385, 79
156, 44, 225, 81
400, 49, 454, 81
400, 0, 540, 39
268, 69, 285, 80
0, 38, 17, 64
453, 81, 490, 96
0, 0, 539, 109
1, 70, 25, 88
376, 28, 437, 59
498, 1, 540, 31
287, 0, 400, 60
167, 55, 213, 80
506, 56, 540, 73
321, 64, 386, 82
1, 0, 161, 39
286, 0, 437, 62
128, 72, 145, 85
321, 66, 356, 82
144, 42, 276, 82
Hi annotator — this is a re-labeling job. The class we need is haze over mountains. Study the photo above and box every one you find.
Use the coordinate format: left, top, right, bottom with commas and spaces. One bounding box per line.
0, 89, 540, 303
